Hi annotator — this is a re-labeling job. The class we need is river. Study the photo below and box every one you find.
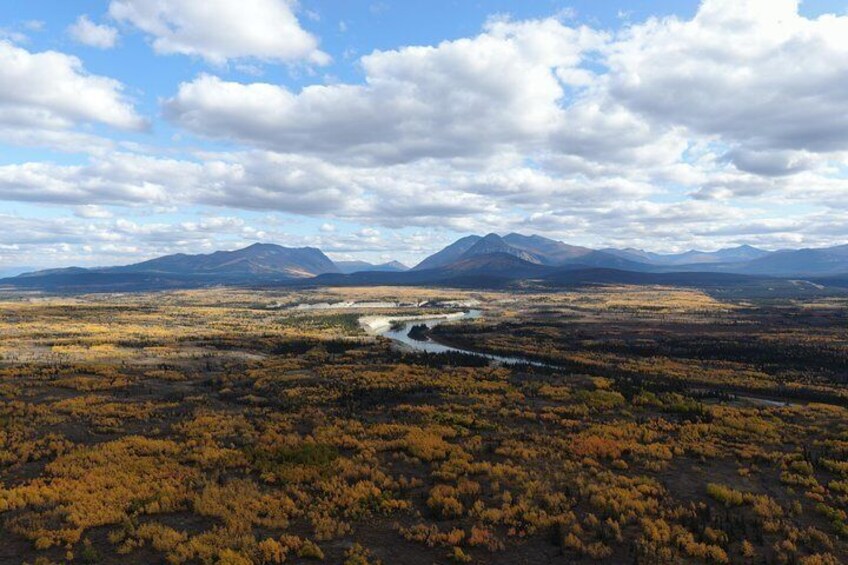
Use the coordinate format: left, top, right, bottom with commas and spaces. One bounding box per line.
363, 310, 797, 407
366, 310, 550, 366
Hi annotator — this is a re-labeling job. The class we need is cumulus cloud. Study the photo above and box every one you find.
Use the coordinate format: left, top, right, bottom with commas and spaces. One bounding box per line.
0, 212, 265, 269
1, 145, 844, 252
4, 0, 848, 262
68, 15, 119, 49
153, 3, 848, 251
163, 19, 621, 165
0, 40, 144, 151
0, 152, 359, 213
607, 0, 848, 155
720, 148, 821, 177
74, 205, 114, 219
0, 148, 658, 229
163, 1, 848, 174
0, 210, 442, 270
108, 0, 328, 65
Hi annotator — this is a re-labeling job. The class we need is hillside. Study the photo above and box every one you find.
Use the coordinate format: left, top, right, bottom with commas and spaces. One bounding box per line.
412, 235, 482, 270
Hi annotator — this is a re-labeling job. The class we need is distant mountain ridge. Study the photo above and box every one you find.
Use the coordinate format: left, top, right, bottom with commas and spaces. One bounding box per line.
412, 235, 481, 270
418, 233, 658, 273
0, 266, 36, 278
459, 234, 543, 264
716, 244, 848, 276
502, 233, 593, 264
18, 243, 341, 281
412, 233, 643, 272
414, 233, 848, 278
335, 260, 409, 274
114, 243, 339, 278
603, 244, 770, 266
4, 234, 848, 293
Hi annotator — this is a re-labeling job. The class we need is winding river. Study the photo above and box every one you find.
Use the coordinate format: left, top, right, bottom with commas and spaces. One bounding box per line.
362, 310, 795, 407
364, 310, 550, 366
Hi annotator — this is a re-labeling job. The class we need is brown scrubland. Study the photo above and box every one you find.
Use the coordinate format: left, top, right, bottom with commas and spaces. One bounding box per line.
0, 286, 847, 564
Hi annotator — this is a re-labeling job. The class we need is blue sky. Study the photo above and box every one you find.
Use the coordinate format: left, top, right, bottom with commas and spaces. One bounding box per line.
0, 0, 847, 271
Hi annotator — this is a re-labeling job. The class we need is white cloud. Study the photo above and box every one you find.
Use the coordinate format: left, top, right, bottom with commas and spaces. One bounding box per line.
108, 0, 328, 65
607, 0, 848, 156
0, 212, 262, 269
162, 2, 848, 177
0, 149, 608, 223
5, 0, 848, 263
0, 152, 359, 214
0, 211, 440, 270
0, 145, 844, 252
0, 41, 144, 138
68, 15, 119, 49
164, 19, 613, 165
74, 205, 114, 219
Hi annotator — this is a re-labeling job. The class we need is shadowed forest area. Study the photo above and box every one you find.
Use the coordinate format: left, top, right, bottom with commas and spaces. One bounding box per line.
0, 286, 847, 564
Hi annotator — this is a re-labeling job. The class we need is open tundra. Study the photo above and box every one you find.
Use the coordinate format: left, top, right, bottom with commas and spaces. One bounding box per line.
1, 285, 848, 563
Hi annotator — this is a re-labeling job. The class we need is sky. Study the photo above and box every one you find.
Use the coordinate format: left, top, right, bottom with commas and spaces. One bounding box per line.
1, 0, 848, 271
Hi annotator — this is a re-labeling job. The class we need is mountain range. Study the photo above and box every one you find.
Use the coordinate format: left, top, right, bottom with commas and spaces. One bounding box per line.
15, 243, 339, 280
410, 233, 848, 277
602, 244, 771, 266
3, 233, 848, 293
336, 260, 409, 274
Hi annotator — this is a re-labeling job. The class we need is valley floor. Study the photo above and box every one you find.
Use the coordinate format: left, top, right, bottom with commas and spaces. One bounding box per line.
0, 286, 847, 564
